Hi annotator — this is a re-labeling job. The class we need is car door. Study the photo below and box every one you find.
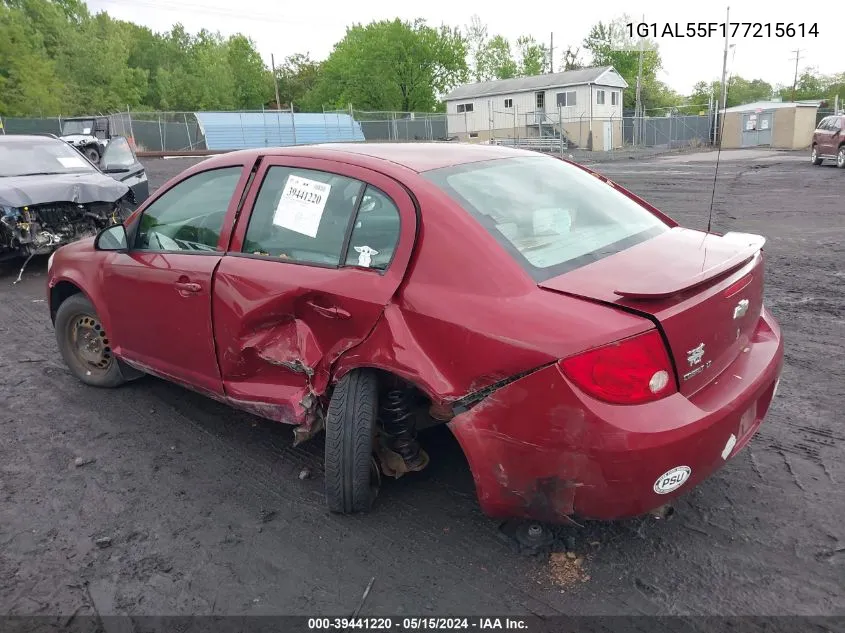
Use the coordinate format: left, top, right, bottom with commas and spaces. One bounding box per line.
100, 162, 252, 395
829, 117, 843, 154
99, 136, 150, 210
212, 156, 417, 424
817, 117, 834, 155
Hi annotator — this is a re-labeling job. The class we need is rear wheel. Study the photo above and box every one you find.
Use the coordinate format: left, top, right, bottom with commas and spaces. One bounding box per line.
324, 369, 381, 514
811, 144, 823, 165
837, 145, 845, 169
55, 294, 126, 388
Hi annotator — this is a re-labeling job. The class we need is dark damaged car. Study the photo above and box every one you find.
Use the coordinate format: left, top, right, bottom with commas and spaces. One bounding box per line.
0, 134, 149, 265
46, 143, 784, 526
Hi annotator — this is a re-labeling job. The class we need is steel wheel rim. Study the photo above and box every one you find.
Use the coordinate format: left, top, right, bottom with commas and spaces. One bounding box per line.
68, 313, 113, 373
838, 148, 845, 167
811, 147, 817, 162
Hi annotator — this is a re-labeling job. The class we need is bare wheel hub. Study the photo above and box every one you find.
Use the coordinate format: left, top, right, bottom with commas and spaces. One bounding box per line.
70, 315, 113, 369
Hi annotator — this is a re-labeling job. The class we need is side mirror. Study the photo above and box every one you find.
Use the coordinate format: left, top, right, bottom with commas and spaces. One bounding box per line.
95, 224, 128, 251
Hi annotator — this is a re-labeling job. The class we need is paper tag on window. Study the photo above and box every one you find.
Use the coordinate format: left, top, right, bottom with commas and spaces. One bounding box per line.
272, 175, 331, 238
354, 245, 378, 267
57, 156, 87, 168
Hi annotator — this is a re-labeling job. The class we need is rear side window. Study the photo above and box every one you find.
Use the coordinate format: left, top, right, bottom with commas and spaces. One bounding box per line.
344, 186, 401, 270
423, 155, 669, 281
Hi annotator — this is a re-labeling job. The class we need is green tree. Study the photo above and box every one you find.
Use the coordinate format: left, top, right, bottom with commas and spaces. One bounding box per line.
583, 15, 663, 109
315, 18, 468, 112
477, 35, 518, 80
464, 14, 488, 83
0, 2, 65, 115
515, 35, 548, 76
691, 76, 773, 109
275, 53, 323, 110
227, 34, 270, 109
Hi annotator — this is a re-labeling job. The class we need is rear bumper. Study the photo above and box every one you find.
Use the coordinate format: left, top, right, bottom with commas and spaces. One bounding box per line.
448, 307, 784, 522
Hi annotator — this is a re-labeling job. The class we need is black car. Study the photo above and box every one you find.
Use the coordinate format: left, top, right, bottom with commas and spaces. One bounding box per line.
0, 134, 149, 264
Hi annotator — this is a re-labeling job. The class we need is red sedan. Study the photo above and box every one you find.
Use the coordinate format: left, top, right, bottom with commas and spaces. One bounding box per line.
46, 143, 784, 523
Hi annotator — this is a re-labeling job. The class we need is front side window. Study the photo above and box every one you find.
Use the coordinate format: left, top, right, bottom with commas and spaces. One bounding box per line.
135, 166, 242, 252
423, 156, 669, 281
101, 137, 137, 170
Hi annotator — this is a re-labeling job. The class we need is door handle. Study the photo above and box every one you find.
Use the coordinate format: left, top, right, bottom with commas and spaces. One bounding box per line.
306, 300, 351, 319
175, 281, 202, 293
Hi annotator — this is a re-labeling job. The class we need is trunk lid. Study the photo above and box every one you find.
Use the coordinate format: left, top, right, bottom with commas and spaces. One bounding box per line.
539, 227, 766, 397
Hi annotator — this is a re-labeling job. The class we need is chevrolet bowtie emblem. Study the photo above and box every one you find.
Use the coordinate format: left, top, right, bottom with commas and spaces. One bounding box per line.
733, 299, 750, 320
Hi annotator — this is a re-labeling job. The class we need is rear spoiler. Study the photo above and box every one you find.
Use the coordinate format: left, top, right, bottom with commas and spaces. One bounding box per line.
614, 232, 766, 300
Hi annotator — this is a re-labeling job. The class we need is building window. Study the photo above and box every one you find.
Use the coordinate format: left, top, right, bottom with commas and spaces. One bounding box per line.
596, 90, 606, 105
535, 92, 545, 109
457, 103, 474, 113
611, 91, 619, 106
469, 132, 479, 138
504, 98, 513, 108
555, 91, 576, 107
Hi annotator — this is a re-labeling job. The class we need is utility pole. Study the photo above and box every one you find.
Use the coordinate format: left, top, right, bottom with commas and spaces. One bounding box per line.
270, 53, 282, 111
549, 32, 554, 73
790, 49, 803, 102
719, 7, 730, 111
714, 5, 730, 145
634, 14, 645, 144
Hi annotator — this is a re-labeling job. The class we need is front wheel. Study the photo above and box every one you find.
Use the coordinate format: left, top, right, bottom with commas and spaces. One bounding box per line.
85, 146, 100, 164
55, 294, 126, 388
811, 145, 823, 165
324, 369, 381, 514
837, 146, 845, 169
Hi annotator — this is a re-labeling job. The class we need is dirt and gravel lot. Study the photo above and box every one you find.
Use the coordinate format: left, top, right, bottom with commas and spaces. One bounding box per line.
1, 149, 843, 619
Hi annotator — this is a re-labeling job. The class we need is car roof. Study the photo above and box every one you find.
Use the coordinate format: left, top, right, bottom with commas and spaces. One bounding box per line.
0, 134, 62, 143
201, 142, 533, 173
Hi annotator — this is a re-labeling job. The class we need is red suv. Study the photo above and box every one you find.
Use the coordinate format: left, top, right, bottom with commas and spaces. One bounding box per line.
810, 114, 845, 168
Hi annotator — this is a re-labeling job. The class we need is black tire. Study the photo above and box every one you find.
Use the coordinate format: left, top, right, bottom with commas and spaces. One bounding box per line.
324, 369, 380, 514
811, 144, 823, 166
85, 147, 100, 164
55, 294, 126, 388
837, 145, 845, 169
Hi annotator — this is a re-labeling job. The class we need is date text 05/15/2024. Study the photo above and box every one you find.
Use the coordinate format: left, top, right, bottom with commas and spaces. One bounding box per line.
626, 22, 819, 39
307, 618, 529, 630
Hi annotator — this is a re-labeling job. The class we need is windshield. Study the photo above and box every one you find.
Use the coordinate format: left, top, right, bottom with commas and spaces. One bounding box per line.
423, 155, 670, 281
0, 136, 98, 177
61, 119, 95, 136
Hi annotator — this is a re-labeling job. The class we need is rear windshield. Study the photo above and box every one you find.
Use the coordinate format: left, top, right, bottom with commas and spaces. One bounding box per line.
423, 155, 669, 281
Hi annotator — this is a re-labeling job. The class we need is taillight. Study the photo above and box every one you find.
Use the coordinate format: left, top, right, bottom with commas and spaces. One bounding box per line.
559, 330, 678, 405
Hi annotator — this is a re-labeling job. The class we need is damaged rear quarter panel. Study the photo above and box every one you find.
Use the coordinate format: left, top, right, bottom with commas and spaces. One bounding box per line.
446, 363, 603, 523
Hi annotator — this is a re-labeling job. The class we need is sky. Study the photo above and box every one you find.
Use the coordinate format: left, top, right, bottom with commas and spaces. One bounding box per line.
86, 0, 838, 97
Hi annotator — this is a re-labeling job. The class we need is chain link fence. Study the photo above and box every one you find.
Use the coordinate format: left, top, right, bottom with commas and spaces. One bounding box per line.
1, 107, 711, 155
1, 108, 452, 149
323, 109, 449, 141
